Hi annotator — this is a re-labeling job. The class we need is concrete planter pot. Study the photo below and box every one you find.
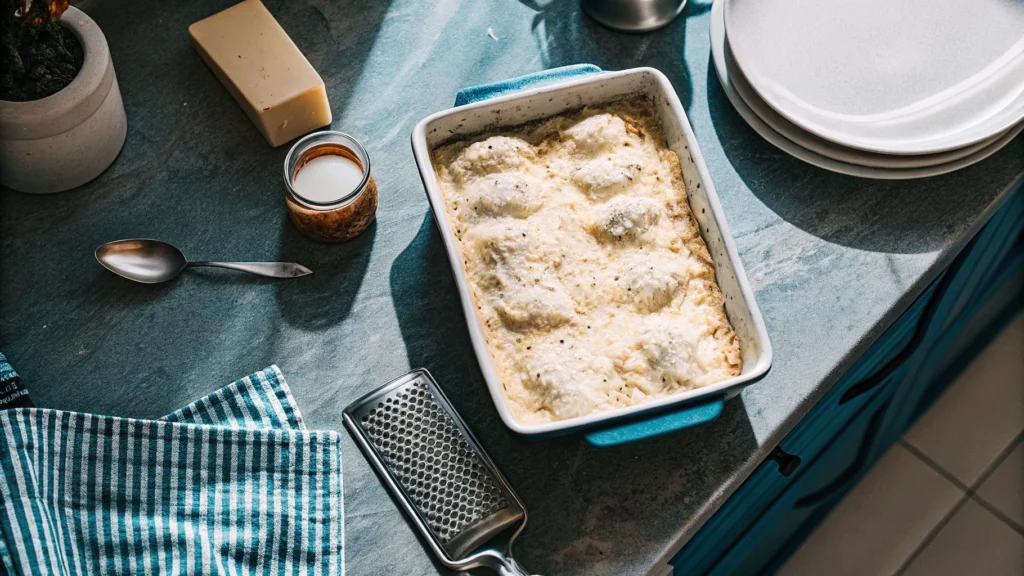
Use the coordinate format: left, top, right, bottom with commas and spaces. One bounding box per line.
0, 7, 127, 194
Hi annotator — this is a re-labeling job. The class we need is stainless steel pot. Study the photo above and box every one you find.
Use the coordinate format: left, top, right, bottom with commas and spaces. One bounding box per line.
581, 0, 687, 32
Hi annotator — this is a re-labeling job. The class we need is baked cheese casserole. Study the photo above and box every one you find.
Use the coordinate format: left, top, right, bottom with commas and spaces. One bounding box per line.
432, 97, 741, 424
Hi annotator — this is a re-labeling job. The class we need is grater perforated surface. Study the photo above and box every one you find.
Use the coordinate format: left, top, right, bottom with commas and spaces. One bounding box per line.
359, 379, 510, 543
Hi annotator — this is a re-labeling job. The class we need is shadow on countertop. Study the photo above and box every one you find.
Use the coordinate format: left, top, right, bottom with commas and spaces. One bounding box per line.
389, 214, 491, 419
518, 0, 713, 116
389, 214, 759, 575
275, 219, 376, 331
706, 54, 1024, 255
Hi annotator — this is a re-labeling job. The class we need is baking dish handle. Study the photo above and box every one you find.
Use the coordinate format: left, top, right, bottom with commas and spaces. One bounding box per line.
584, 398, 725, 447
454, 63, 603, 106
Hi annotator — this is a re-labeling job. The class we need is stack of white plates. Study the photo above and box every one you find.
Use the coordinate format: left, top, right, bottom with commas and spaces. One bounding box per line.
712, 0, 1024, 179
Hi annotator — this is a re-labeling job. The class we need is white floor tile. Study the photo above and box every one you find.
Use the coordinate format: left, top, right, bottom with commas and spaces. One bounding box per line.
901, 498, 1024, 576
778, 444, 963, 576
903, 315, 1024, 486
976, 440, 1024, 530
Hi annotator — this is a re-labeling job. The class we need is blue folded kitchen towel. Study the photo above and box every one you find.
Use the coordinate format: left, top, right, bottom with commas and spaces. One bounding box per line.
0, 352, 32, 409
0, 365, 344, 576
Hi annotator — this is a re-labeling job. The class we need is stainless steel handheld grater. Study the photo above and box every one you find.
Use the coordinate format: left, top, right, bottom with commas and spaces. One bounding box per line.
344, 369, 538, 575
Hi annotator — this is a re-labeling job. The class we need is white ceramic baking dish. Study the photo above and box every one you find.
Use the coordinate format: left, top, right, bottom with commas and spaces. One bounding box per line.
411, 67, 772, 445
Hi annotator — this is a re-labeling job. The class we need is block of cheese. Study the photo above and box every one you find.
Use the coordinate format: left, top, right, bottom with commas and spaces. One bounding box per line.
188, 0, 332, 147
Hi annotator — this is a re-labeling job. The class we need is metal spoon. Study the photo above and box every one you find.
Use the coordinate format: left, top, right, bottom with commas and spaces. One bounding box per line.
95, 239, 312, 284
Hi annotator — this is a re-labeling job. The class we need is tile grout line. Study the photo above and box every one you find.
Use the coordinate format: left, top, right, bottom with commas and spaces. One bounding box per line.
899, 429, 1024, 494
969, 432, 1024, 537
971, 495, 1024, 537
965, 432, 1024, 492
893, 432, 1024, 575
896, 439, 969, 491
892, 493, 971, 576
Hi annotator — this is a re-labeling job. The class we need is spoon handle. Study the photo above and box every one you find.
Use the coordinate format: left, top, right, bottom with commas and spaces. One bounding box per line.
186, 262, 313, 278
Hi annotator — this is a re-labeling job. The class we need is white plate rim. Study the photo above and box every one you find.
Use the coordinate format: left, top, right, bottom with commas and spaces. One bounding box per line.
722, 0, 1024, 155
722, 42, 1005, 169
710, 0, 1024, 179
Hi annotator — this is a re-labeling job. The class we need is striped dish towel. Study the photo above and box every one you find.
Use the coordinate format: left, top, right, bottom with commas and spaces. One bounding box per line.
0, 365, 344, 576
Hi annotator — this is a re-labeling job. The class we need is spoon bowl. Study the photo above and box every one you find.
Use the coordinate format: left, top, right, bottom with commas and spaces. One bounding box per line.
95, 239, 188, 283
95, 239, 312, 283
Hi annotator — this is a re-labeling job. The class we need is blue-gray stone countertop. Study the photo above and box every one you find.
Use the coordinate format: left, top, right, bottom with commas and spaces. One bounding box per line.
2, 1, 1022, 575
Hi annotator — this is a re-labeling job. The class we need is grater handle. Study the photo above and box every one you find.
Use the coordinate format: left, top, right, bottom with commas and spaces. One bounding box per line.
495, 554, 536, 576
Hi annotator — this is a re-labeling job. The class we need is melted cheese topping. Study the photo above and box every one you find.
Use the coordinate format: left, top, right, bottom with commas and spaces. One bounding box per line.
433, 98, 742, 424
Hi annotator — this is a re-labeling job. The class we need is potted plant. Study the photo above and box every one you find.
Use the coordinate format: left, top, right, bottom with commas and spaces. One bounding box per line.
0, 0, 126, 194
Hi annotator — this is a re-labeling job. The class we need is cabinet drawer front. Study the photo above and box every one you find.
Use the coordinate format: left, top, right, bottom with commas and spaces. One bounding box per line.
877, 187, 1023, 450
777, 272, 944, 464
936, 186, 1023, 333
709, 393, 893, 576
671, 368, 905, 575
903, 254, 1024, 437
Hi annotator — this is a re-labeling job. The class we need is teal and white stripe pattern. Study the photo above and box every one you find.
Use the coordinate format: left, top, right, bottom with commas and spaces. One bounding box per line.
0, 365, 344, 575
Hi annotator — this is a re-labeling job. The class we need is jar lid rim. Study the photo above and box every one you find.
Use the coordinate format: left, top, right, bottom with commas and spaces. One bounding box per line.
284, 131, 371, 210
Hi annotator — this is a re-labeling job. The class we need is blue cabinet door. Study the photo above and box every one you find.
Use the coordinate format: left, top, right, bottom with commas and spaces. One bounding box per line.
704, 384, 899, 575
906, 257, 1023, 433
875, 185, 1024, 457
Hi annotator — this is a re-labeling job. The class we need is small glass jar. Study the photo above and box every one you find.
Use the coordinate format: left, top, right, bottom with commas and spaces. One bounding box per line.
283, 131, 378, 243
